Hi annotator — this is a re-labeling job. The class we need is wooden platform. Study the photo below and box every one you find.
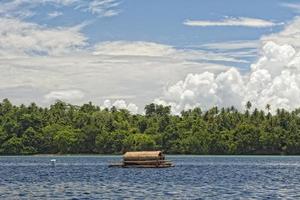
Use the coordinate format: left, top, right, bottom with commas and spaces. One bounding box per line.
108, 162, 174, 168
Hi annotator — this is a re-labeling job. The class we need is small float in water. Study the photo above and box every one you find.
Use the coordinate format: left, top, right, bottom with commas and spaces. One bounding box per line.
50, 159, 56, 167
109, 151, 174, 168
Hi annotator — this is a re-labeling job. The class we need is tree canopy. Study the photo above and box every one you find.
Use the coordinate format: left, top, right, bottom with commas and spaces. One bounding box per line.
0, 99, 299, 155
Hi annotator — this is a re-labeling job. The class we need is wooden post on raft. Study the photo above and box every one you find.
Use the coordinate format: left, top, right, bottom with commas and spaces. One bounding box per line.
109, 151, 174, 168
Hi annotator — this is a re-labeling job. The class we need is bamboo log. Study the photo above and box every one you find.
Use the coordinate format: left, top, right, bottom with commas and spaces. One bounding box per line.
123, 163, 174, 168
108, 163, 124, 167
123, 151, 165, 161
123, 160, 171, 165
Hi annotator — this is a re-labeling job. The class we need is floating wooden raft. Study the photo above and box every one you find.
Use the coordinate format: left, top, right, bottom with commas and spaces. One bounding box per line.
109, 151, 174, 168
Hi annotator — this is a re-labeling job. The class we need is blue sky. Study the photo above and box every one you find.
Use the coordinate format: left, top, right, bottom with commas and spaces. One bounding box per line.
26, 0, 295, 45
24, 0, 297, 43
85, 0, 287, 44
23, 0, 298, 67
1, 0, 300, 113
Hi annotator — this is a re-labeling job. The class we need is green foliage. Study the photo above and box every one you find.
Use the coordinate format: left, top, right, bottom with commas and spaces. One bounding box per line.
95, 130, 128, 154
0, 99, 300, 155
53, 127, 81, 154
0, 136, 24, 155
123, 133, 156, 151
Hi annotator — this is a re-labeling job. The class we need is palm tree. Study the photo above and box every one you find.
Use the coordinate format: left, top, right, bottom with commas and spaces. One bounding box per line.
265, 104, 271, 113
246, 101, 252, 110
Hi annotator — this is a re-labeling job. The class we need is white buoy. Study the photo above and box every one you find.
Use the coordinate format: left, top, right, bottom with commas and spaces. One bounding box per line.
50, 159, 56, 167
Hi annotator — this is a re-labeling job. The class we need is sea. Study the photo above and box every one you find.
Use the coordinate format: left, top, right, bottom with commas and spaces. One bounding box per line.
0, 155, 299, 199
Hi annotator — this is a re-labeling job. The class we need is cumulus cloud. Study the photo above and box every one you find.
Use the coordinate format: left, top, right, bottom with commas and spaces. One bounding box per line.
44, 90, 85, 102
101, 99, 138, 114
156, 17, 300, 114
154, 68, 244, 113
2, 3, 300, 115
0, 16, 232, 109
184, 17, 280, 28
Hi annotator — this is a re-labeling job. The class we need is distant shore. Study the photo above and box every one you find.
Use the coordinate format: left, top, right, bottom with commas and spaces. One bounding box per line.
1, 154, 299, 156
1, 100, 299, 156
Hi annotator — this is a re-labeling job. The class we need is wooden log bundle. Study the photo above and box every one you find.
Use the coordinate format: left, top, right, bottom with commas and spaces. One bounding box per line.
109, 151, 174, 168
123, 151, 164, 161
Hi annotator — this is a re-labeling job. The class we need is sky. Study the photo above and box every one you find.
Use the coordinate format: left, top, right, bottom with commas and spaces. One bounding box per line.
1, 0, 300, 114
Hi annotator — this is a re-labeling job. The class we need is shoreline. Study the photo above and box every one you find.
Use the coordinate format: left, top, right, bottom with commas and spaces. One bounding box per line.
0, 154, 300, 157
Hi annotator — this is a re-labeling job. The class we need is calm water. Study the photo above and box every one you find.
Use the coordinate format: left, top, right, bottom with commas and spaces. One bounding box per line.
0, 156, 299, 199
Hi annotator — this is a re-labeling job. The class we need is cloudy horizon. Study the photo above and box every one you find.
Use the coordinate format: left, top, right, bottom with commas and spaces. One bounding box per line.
1, 0, 300, 114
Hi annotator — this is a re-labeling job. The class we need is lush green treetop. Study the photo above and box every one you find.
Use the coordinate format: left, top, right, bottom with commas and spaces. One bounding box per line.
0, 98, 299, 155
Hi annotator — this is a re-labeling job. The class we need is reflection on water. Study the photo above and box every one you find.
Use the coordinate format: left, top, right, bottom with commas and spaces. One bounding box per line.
0, 156, 300, 199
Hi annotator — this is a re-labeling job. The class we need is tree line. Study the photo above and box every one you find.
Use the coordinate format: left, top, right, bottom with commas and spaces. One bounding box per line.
0, 98, 299, 155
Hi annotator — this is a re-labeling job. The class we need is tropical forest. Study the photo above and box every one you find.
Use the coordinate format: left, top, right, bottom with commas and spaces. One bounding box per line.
0, 99, 299, 155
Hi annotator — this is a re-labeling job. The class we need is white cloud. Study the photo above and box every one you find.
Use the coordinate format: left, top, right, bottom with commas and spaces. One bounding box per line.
0, 52, 229, 106
87, 0, 120, 17
281, 3, 300, 12
0, 0, 76, 18
93, 41, 249, 63
157, 17, 300, 114
0, 0, 120, 18
44, 90, 85, 102
154, 68, 244, 113
261, 16, 300, 49
184, 17, 279, 28
93, 41, 177, 57
0, 16, 232, 110
3, 12, 300, 115
0, 18, 87, 57
101, 99, 138, 114
48, 11, 63, 18
199, 40, 260, 50
194, 40, 259, 62
101, 9, 119, 17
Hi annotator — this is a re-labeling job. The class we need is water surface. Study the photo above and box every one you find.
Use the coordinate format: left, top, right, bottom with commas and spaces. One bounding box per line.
0, 156, 299, 199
